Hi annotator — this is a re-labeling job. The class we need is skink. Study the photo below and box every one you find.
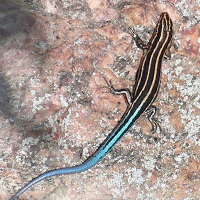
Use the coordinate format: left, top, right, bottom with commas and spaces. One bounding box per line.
9, 12, 173, 200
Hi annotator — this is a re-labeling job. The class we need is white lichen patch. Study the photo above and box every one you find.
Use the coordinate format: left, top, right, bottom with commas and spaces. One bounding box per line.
16, 137, 40, 165
60, 95, 69, 107
174, 152, 190, 163
110, 172, 126, 196
125, 167, 145, 189
141, 156, 157, 171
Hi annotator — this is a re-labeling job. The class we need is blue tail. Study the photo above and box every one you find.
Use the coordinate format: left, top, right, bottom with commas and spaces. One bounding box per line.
9, 153, 102, 200
9, 106, 140, 200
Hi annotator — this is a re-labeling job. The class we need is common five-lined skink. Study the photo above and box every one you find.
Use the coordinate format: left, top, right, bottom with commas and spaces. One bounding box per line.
9, 12, 173, 200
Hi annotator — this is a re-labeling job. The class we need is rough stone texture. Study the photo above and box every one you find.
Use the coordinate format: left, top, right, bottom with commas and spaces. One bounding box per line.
1, 0, 200, 200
